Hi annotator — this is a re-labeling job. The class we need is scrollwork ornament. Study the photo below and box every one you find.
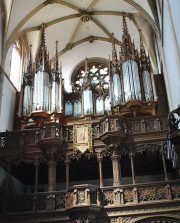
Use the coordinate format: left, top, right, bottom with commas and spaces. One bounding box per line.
110, 218, 118, 223
135, 144, 160, 153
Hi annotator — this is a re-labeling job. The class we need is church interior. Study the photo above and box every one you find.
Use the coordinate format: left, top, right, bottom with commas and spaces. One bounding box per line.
0, 0, 180, 223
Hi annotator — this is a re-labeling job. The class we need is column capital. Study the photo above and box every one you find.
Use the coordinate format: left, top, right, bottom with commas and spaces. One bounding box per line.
34, 157, 40, 167
65, 159, 70, 165
97, 154, 103, 161
111, 154, 121, 160
128, 151, 135, 158
47, 161, 57, 167
159, 144, 166, 156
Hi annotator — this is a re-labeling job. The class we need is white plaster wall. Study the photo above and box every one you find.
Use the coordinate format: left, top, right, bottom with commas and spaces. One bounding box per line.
161, 0, 180, 110
0, 75, 16, 131
169, 0, 180, 54
4, 45, 13, 76
0, 6, 3, 64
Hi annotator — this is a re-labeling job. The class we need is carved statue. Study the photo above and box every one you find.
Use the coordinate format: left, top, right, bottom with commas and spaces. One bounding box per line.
168, 105, 180, 130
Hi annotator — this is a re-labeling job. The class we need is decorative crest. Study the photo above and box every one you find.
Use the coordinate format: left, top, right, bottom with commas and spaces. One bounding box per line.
120, 15, 137, 62
139, 30, 150, 71
122, 15, 129, 37
23, 44, 34, 86
51, 41, 60, 83
81, 58, 91, 90
55, 40, 59, 72
111, 33, 118, 66
35, 23, 50, 72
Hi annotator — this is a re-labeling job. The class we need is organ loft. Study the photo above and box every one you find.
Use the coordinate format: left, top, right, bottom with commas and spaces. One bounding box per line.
0, 1, 180, 223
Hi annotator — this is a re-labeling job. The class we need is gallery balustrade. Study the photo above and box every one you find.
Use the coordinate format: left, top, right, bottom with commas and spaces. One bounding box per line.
0, 180, 180, 214
0, 115, 168, 150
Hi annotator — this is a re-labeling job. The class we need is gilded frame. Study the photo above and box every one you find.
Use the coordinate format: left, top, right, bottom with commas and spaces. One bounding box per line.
73, 124, 93, 153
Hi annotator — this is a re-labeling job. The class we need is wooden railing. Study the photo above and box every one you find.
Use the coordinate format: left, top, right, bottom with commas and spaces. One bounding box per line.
101, 180, 180, 206
0, 116, 168, 150
0, 123, 65, 149
0, 191, 66, 213
1, 180, 180, 214
98, 115, 169, 136
66, 184, 101, 210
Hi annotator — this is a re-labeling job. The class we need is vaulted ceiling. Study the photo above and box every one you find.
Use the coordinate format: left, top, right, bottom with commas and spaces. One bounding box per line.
3, 0, 159, 91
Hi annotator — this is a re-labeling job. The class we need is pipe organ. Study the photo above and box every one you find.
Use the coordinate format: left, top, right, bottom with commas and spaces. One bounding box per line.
22, 16, 155, 127
22, 24, 63, 126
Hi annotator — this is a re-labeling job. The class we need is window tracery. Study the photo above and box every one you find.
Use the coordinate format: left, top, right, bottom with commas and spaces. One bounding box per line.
64, 60, 110, 117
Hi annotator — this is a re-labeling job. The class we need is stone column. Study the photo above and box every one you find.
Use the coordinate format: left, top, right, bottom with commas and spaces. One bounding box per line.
111, 154, 121, 186
129, 151, 136, 184
97, 155, 104, 187
48, 161, 57, 192
34, 159, 39, 193
160, 145, 168, 181
65, 159, 70, 190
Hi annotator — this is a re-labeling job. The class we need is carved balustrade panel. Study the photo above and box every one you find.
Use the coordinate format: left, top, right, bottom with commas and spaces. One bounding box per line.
99, 116, 127, 135
139, 218, 179, 223
100, 120, 108, 133
0, 133, 7, 148
97, 115, 168, 144
77, 190, 86, 204
138, 186, 167, 202
66, 190, 75, 208
171, 184, 180, 199
66, 125, 73, 142
130, 120, 145, 133
6, 195, 34, 212
0, 123, 65, 151
103, 189, 114, 205
129, 116, 168, 134
1, 191, 66, 213
0, 132, 22, 148
124, 188, 134, 204
66, 184, 101, 210
23, 129, 40, 145
55, 193, 66, 209
36, 193, 47, 210
101, 180, 180, 207
92, 124, 100, 138
40, 123, 64, 140
8, 132, 22, 148
44, 192, 66, 210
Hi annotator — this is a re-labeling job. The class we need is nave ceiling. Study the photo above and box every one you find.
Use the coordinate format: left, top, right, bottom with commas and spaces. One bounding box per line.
2, 0, 159, 91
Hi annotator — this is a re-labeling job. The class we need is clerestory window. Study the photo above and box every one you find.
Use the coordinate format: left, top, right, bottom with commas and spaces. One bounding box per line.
10, 42, 21, 91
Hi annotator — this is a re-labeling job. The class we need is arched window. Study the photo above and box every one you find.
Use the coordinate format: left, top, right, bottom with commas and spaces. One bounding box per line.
10, 42, 21, 91
69, 59, 110, 116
